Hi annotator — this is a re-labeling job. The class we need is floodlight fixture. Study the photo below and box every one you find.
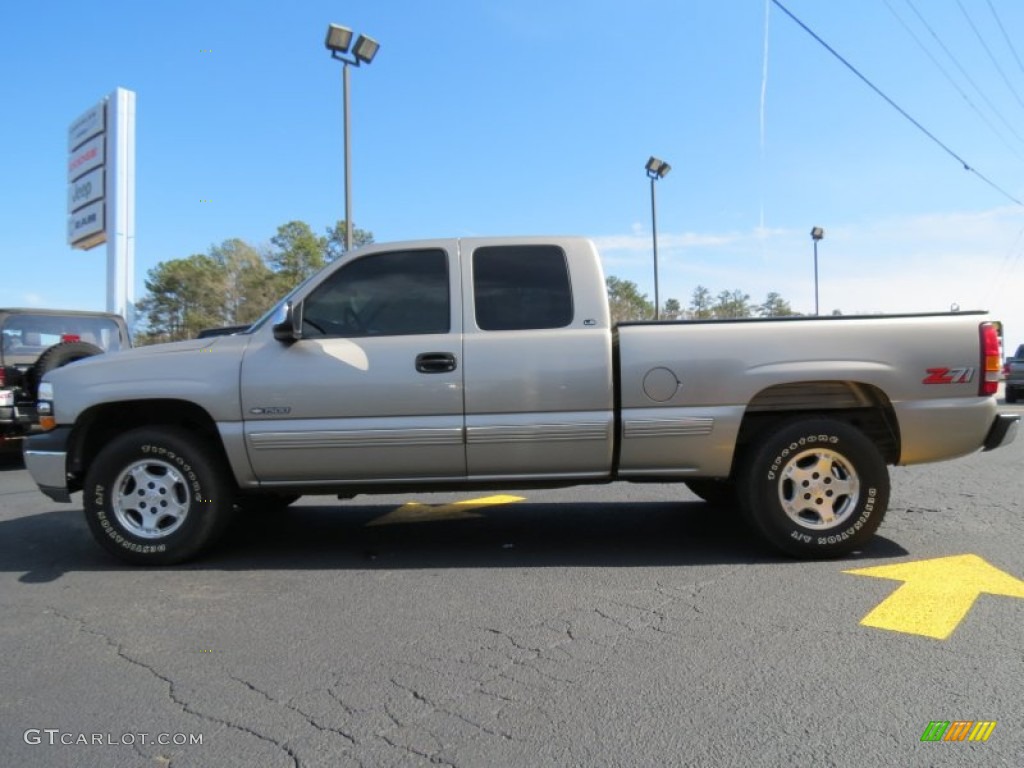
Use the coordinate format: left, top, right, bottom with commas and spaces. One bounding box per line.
325, 24, 353, 54
353, 34, 380, 64
646, 156, 671, 180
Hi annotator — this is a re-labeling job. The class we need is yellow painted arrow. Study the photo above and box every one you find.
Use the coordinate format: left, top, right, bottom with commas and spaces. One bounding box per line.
366, 494, 524, 527
845, 554, 1024, 640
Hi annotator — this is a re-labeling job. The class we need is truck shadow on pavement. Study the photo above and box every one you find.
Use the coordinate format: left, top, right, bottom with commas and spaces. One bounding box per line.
0, 449, 25, 469
3, 500, 909, 582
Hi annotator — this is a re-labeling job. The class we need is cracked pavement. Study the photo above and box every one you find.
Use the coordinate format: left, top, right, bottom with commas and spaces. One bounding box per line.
1, 417, 1022, 767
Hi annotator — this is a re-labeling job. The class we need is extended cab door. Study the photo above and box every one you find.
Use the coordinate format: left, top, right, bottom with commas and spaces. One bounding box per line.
460, 239, 615, 479
240, 243, 465, 483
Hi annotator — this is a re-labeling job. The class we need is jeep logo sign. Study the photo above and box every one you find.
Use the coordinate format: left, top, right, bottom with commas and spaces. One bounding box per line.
68, 167, 104, 213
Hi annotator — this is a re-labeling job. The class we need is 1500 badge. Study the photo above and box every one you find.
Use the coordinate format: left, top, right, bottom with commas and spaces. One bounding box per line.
923, 367, 975, 384
249, 407, 292, 415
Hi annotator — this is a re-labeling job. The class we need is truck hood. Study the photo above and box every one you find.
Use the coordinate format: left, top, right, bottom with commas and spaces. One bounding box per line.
108, 337, 224, 360
113, 337, 218, 357
64, 336, 242, 367
40, 337, 221, 377
45, 335, 252, 424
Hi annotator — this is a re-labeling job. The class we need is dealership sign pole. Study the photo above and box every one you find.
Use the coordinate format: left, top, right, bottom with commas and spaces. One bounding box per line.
67, 88, 136, 328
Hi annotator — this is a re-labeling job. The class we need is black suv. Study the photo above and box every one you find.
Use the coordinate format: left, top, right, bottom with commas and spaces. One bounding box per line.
0, 308, 130, 442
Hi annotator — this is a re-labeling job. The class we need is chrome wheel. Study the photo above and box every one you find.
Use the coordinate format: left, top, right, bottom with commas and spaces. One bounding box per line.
112, 459, 191, 539
740, 418, 889, 558
777, 447, 860, 530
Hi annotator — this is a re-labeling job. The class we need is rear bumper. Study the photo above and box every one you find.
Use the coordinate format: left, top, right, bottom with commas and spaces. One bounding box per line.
23, 427, 73, 502
0, 403, 38, 435
983, 413, 1020, 451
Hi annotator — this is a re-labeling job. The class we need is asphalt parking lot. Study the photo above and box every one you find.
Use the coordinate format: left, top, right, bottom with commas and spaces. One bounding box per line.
1, 401, 1021, 767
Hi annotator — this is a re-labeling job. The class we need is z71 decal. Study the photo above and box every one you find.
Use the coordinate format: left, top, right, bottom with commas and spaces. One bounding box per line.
923, 367, 975, 385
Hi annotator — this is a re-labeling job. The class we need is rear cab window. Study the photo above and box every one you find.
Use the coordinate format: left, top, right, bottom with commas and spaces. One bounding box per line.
1, 313, 125, 361
472, 245, 574, 331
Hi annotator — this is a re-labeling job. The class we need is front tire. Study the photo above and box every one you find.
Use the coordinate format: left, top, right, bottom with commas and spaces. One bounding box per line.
737, 418, 890, 558
84, 428, 234, 565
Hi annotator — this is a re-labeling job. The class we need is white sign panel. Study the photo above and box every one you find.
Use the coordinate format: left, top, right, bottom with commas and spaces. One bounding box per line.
68, 101, 106, 151
68, 200, 105, 249
68, 133, 104, 182
68, 166, 104, 213
66, 87, 135, 325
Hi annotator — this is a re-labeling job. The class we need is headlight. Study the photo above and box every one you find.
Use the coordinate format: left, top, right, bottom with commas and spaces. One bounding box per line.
37, 382, 55, 430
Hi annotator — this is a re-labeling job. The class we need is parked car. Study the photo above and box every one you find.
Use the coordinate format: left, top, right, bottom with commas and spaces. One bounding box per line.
0, 308, 130, 442
1003, 343, 1024, 404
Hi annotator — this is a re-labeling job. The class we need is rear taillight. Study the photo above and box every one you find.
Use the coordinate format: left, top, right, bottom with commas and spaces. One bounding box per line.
980, 322, 1001, 396
0, 368, 5, 386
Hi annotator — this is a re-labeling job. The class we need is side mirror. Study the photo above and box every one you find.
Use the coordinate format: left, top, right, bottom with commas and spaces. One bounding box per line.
272, 301, 303, 343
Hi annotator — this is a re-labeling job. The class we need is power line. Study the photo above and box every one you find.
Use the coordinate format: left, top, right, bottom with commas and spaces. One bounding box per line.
770, 0, 1023, 207
903, 0, 1024, 146
955, 0, 1024, 113
881, 0, 1024, 163
986, 0, 1024, 76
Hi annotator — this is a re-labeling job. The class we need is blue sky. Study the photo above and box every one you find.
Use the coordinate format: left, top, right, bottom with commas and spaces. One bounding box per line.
4, 0, 1024, 345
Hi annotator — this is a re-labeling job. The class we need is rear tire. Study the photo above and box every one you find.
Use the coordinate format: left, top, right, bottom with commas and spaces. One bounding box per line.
83, 428, 234, 565
1006, 388, 1019, 404
737, 418, 890, 558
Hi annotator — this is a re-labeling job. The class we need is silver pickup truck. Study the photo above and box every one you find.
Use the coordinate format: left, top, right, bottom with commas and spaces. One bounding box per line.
1004, 343, 1024, 404
24, 237, 1019, 564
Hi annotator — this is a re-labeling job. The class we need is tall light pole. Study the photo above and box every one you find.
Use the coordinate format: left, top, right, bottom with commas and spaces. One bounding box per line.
645, 156, 671, 320
811, 226, 824, 316
325, 24, 380, 254
811, 227, 827, 317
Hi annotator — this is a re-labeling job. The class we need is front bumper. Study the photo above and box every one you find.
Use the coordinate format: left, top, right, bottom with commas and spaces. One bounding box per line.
983, 413, 1020, 451
23, 427, 73, 502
